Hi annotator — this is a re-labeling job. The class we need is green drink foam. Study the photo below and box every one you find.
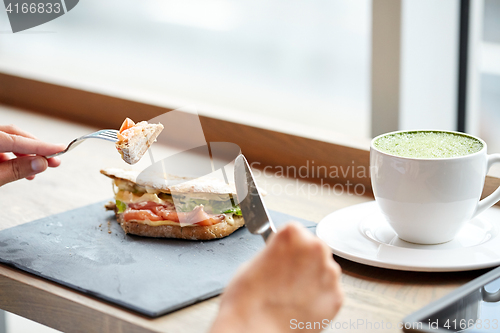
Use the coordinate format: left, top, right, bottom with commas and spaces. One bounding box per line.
374, 131, 483, 158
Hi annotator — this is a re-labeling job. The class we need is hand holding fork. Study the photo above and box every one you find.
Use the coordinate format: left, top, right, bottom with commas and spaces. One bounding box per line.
0, 125, 65, 186
0, 126, 119, 187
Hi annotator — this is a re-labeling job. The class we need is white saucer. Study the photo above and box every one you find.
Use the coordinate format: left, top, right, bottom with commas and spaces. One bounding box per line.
316, 201, 500, 272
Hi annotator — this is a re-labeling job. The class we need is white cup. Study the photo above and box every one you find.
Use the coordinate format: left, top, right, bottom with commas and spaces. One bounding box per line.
370, 130, 500, 244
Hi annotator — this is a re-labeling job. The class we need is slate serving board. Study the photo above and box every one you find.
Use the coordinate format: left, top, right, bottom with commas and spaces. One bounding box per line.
0, 200, 316, 317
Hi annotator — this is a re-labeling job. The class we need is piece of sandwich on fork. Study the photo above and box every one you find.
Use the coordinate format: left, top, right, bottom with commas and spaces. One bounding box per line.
115, 118, 164, 165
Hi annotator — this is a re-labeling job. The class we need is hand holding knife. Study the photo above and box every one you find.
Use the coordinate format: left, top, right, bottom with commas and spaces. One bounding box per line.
213, 162, 344, 333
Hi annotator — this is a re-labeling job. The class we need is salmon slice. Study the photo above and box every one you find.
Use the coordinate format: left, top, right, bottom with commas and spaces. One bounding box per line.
122, 202, 225, 226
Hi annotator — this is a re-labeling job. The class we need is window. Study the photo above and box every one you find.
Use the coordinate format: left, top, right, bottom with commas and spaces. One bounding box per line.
1, 0, 498, 150
0, 0, 372, 139
480, 0, 500, 153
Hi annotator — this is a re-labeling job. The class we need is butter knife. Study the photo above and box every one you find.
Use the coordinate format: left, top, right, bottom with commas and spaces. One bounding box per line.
234, 154, 276, 242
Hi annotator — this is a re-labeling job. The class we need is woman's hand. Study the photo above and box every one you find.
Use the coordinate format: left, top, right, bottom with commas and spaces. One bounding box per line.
210, 222, 344, 333
0, 125, 64, 186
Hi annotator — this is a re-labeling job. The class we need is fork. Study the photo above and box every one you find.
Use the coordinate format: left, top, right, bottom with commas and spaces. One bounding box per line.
45, 129, 119, 158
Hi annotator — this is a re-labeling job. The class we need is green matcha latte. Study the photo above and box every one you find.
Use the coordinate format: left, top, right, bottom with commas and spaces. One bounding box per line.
374, 131, 483, 158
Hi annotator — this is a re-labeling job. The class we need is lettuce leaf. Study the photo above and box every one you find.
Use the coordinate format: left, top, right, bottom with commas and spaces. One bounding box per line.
116, 200, 127, 214
222, 206, 242, 216
173, 196, 242, 215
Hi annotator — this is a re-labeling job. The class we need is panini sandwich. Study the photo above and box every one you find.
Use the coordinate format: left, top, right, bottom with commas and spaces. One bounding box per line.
101, 168, 244, 240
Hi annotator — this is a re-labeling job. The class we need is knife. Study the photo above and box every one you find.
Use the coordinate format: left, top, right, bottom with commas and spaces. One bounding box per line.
234, 154, 276, 242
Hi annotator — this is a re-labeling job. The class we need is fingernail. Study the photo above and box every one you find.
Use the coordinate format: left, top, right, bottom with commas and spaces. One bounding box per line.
31, 157, 46, 172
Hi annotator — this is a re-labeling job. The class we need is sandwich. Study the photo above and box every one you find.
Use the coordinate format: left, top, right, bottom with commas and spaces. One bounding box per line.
101, 168, 245, 240
116, 118, 164, 165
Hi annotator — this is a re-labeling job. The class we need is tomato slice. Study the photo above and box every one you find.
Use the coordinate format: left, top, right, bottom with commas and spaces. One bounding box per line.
119, 118, 135, 133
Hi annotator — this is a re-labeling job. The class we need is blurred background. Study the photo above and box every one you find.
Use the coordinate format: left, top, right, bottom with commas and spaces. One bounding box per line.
0, 0, 371, 138
1, 0, 498, 148
0, 0, 499, 331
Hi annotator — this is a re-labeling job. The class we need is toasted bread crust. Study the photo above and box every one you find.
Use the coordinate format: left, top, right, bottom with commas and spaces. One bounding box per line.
100, 168, 236, 195
115, 213, 245, 240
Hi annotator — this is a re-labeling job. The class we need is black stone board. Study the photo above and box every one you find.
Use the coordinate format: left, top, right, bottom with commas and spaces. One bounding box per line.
0, 201, 316, 317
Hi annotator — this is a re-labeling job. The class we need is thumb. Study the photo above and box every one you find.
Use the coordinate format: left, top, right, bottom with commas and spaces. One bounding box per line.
0, 156, 48, 187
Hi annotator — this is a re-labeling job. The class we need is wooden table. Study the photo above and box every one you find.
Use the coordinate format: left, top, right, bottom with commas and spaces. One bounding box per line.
0, 105, 490, 333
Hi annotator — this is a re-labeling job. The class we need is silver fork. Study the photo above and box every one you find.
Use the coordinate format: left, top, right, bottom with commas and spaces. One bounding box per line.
46, 129, 119, 158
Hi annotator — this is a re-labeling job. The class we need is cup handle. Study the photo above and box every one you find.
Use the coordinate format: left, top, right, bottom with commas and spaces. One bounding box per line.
472, 154, 500, 218
481, 286, 500, 303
